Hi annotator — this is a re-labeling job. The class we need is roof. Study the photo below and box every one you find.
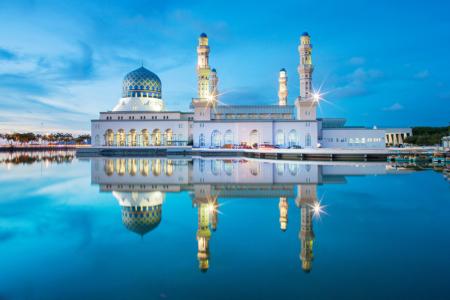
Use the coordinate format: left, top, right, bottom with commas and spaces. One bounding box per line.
214, 105, 295, 115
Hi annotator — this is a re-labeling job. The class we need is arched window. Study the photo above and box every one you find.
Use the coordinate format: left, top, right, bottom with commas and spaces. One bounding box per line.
129, 129, 137, 146
152, 129, 161, 146
128, 159, 137, 176
276, 163, 285, 175
141, 129, 149, 146
223, 161, 233, 176
117, 129, 126, 146
224, 130, 233, 145
250, 130, 259, 147
288, 164, 298, 176
152, 159, 161, 176
211, 130, 222, 147
276, 130, 284, 146
140, 159, 149, 176
211, 160, 221, 175
104, 159, 114, 176
288, 130, 298, 147
105, 129, 114, 146
165, 160, 173, 176
199, 134, 205, 147
165, 129, 173, 146
305, 133, 311, 147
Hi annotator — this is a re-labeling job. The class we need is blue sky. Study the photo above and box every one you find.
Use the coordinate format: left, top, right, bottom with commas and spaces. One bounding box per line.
0, 0, 449, 133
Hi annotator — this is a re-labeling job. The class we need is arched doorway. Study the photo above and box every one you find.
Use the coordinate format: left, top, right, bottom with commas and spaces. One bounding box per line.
117, 129, 126, 146
211, 130, 222, 147
141, 129, 149, 146
288, 130, 298, 147
224, 130, 233, 145
305, 133, 311, 147
199, 134, 205, 147
276, 130, 284, 146
250, 130, 259, 147
105, 129, 114, 146
152, 129, 161, 146
129, 129, 137, 146
165, 129, 173, 146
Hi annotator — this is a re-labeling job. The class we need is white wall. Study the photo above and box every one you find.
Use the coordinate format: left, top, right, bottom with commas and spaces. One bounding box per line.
193, 121, 318, 148
320, 128, 386, 149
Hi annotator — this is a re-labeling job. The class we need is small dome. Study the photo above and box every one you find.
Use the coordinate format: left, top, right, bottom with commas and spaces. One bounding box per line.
200, 32, 207, 38
122, 66, 161, 99
280, 68, 286, 72
302, 32, 310, 37
211, 68, 216, 73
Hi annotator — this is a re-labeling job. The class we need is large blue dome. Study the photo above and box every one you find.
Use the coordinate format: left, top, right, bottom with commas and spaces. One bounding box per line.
122, 66, 162, 99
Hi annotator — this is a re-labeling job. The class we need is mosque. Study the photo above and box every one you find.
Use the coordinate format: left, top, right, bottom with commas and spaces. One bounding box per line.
90, 32, 410, 150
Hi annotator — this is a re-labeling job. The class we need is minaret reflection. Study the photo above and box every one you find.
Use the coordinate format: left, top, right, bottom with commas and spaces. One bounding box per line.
192, 184, 219, 272
279, 196, 288, 232
295, 184, 318, 273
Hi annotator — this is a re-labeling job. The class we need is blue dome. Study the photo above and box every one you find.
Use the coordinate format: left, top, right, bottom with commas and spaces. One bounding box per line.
122, 66, 161, 99
200, 32, 207, 38
121, 204, 162, 236
302, 32, 310, 37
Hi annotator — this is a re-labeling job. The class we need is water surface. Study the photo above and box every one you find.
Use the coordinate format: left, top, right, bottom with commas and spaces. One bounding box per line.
0, 152, 449, 300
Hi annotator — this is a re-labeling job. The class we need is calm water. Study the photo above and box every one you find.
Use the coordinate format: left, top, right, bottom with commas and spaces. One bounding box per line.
0, 152, 449, 300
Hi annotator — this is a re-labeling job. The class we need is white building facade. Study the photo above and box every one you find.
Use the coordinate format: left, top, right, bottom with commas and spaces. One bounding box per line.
91, 32, 405, 150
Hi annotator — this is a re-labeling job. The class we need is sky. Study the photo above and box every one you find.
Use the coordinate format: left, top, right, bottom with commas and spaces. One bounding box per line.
0, 0, 449, 134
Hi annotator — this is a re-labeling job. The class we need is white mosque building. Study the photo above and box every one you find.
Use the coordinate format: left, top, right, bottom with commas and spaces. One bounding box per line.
91, 32, 405, 150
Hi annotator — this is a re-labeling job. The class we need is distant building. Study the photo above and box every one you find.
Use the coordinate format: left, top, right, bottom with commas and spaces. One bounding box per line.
383, 128, 413, 147
91, 32, 409, 150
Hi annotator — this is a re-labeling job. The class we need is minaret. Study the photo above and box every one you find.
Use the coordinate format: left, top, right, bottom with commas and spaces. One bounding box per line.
197, 33, 211, 100
210, 68, 219, 104
295, 32, 317, 121
197, 202, 211, 272
298, 32, 313, 99
193, 33, 214, 123
279, 196, 288, 231
278, 69, 288, 106
295, 184, 317, 273
210, 198, 219, 231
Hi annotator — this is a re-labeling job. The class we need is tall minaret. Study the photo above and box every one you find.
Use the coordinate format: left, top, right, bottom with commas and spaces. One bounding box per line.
278, 68, 288, 106
295, 32, 317, 121
295, 184, 317, 273
298, 32, 313, 99
197, 33, 211, 100
197, 202, 211, 273
210, 68, 219, 104
279, 196, 288, 231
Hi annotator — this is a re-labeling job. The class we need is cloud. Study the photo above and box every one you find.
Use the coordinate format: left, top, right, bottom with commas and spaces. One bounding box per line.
383, 102, 404, 111
333, 67, 384, 98
0, 48, 16, 60
413, 70, 429, 79
349, 56, 365, 65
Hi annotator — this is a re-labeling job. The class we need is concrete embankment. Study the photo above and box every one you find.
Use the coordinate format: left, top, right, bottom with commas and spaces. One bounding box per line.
76, 146, 401, 161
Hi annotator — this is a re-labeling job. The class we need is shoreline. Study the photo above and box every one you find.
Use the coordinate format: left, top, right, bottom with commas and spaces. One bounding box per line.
74, 146, 444, 162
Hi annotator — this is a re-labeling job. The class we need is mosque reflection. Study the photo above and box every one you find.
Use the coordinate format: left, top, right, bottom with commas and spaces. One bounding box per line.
91, 157, 388, 273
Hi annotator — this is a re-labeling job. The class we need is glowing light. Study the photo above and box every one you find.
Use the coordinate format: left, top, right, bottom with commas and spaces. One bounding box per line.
313, 92, 320, 102
308, 198, 327, 220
